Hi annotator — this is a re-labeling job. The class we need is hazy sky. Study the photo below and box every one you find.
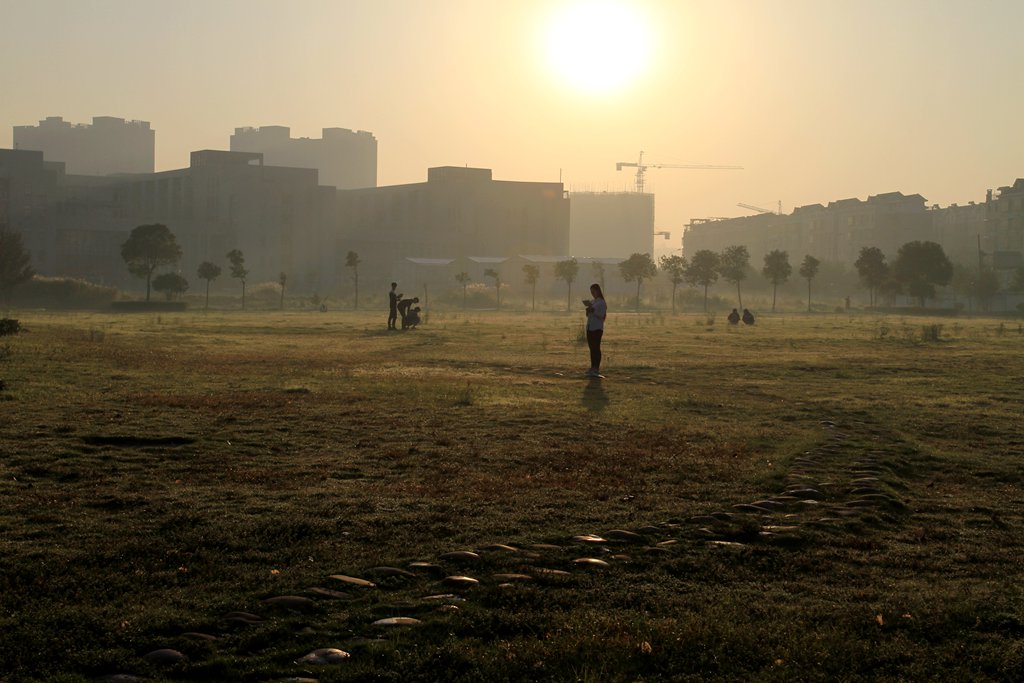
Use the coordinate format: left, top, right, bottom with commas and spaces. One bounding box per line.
2, 0, 1022, 248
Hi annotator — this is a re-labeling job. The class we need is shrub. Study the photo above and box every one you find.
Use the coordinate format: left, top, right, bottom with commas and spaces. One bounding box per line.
11, 276, 118, 309
0, 319, 20, 336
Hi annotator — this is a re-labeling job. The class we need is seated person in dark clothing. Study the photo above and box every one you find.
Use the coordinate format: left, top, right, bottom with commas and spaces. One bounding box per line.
727, 308, 740, 325
406, 306, 422, 329
398, 297, 420, 329
742, 308, 755, 325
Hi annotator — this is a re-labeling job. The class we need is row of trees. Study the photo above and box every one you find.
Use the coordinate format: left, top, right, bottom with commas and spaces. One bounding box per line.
120, 224, 265, 309
663, 241, 959, 312
452, 240, 967, 314
0, 221, 1004, 313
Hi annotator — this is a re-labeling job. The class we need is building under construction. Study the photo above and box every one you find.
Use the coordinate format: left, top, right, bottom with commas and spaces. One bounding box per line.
683, 185, 1024, 271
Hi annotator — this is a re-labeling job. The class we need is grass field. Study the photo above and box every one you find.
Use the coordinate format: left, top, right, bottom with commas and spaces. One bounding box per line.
2, 309, 1023, 682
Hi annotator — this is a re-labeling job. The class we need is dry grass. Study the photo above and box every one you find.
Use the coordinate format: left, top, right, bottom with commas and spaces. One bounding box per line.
2, 310, 1023, 681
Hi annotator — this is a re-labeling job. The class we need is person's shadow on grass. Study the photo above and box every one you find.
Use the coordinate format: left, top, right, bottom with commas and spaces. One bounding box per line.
582, 378, 608, 412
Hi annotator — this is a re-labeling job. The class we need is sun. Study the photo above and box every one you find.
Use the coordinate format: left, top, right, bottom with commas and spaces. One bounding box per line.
544, 1, 653, 94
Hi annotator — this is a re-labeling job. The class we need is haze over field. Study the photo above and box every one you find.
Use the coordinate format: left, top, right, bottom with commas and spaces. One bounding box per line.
2, 0, 1022, 246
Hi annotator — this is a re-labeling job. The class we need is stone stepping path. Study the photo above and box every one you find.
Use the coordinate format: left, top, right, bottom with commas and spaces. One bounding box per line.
101, 418, 915, 681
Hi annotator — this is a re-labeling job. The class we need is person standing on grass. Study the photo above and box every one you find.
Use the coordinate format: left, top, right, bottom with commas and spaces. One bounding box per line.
585, 283, 607, 377
388, 282, 401, 330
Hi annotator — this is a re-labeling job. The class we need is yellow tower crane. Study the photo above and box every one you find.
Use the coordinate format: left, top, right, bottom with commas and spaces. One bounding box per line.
616, 151, 742, 193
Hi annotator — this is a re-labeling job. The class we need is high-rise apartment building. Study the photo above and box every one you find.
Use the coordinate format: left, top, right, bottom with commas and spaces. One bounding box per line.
13, 116, 155, 176
230, 125, 377, 189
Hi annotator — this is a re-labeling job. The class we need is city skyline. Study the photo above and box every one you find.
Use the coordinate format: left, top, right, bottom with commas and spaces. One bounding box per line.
3, 0, 1022, 246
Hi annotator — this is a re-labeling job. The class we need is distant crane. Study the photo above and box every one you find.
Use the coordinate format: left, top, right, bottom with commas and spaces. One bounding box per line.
616, 151, 742, 193
737, 201, 783, 215
654, 230, 671, 240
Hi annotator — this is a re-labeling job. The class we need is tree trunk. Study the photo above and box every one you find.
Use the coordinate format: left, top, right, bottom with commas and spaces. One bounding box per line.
671, 282, 677, 314
566, 282, 572, 312
635, 280, 642, 312
145, 270, 153, 303
354, 269, 359, 310
205, 280, 210, 310
242, 281, 246, 310
772, 283, 777, 312
531, 283, 536, 312
806, 279, 811, 312
737, 282, 743, 310
703, 284, 709, 312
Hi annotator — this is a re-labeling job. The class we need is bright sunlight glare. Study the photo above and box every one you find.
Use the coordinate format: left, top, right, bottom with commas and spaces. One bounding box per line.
544, 1, 653, 94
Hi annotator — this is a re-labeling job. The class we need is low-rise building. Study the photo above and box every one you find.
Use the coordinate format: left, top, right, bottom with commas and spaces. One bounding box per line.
336, 166, 569, 289
568, 191, 654, 259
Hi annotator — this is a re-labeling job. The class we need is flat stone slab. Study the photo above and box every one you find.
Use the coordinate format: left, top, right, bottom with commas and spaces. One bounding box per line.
224, 611, 263, 625
296, 648, 351, 664
688, 515, 718, 525
732, 504, 774, 514
492, 573, 534, 582
308, 587, 354, 600
480, 544, 519, 552
264, 595, 317, 610
529, 543, 563, 551
422, 593, 466, 602
439, 551, 481, 562
373, 617, 422, 627
707, 540, 745, 548
572, 534, 607, 543
529, 567, 572, 577
328, 574, 377, 588
181, 631, 218, 641
143, 649, 187, 666
604, 529, 646, 543
441, 575, 480, 588
786, 488, 823, 499
366, 566, 417, 579
573, 557, 610, 568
